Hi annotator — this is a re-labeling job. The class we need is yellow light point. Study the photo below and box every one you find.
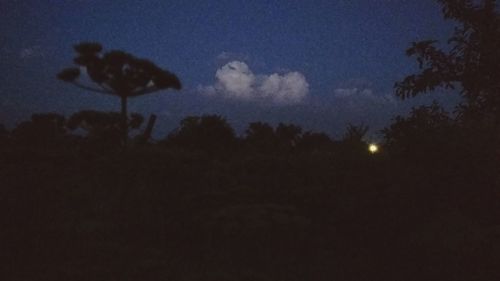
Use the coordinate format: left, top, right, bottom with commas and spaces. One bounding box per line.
368, 144, 379, 154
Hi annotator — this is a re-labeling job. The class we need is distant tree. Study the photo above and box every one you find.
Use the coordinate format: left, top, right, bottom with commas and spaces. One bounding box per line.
339, 123, 369, 154
58, 42, 181, 145
382, 102, 455, 157
0, 123, 8, 144
342, 123, 369, 143
12, 113, 66, 146
67, 110, 144, 146
0, 123, 7, 135
245, 122, 277, 151
166, 115, 236, 151
395, 0, 500, 124
275, 123, 303, 149
297, 131, 332, 151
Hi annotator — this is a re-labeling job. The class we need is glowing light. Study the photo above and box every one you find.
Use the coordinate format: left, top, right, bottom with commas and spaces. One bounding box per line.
368, 144, 379, 154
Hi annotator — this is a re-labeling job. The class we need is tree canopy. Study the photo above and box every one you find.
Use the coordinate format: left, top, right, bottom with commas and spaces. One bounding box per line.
58, 42, 181, 97
395, 0, 500, 120
58, 42, 181, 145
166, 115, 237, 151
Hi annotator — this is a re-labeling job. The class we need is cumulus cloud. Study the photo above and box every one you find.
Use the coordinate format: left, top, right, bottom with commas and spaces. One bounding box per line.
200, 61, 309, 105
333, 87, 396, 108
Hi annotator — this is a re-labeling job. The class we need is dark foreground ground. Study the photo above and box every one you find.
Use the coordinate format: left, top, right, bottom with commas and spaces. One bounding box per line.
2, 141, 499, 281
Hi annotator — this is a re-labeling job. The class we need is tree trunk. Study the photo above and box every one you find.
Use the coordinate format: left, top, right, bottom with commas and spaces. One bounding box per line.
142, 114, 157, 142
135, 114, 157, 145
121, 96, 128, 147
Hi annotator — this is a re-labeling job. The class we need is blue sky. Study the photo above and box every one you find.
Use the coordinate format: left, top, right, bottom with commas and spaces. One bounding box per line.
0, 0, 461, 138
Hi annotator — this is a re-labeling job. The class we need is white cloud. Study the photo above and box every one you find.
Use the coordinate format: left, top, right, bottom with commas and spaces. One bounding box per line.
333, 87, 396, 107
260, 72, 310, 105
200, 61, 309, 105
215, 61, 256, 100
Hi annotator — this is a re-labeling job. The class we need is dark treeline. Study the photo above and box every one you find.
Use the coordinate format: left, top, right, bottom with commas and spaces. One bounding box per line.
2, 1, 500, 280
1, 108, 498, 280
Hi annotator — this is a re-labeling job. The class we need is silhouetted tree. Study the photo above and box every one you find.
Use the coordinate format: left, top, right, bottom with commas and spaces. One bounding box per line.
339, 123, 369, 155
245, 122, 277, 151
67, 110, 144, 146
0, 123, 8, 145
0, 123, 7, 136
12, 113, 67, 146
392, 0, 500, 180
166, 114, 236, 151
297, 131, 332, 151
395, 0, 500, 124
275, 123, 302, 149
382, 102, 455, 158
342, 123, 368, 143
58, 42, 181, 145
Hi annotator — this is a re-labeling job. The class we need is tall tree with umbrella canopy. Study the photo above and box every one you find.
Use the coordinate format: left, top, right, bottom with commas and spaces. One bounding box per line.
58, 42, 181, 145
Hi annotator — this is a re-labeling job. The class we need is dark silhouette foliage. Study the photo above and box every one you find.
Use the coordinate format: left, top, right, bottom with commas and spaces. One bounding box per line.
3, 111, 499, 281
11, 113, 67, 146
5, 3, 500, 280
297, 131, 332, 151
395, 0, 500, 122
391, 0, 499, 178
58, 42, 181, 144
244, 122, 308, 152
166, 114, 237, 151
382, 102, 455, 158
245, 122, 277, 150
0, 123, 7, 137
67, 110, 143, 147
275, 123, 303, 149
337, 123, 370, 154
0, 123, 9, 146
342, 123, 369, 143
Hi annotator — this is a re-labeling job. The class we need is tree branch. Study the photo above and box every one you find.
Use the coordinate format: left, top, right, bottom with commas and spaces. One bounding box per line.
71, 82, 115, 95
97, 83, 114, 94
130, 86, 161, 97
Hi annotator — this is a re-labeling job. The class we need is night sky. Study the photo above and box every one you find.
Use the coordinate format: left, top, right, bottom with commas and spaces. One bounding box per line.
0, 0, 461, 139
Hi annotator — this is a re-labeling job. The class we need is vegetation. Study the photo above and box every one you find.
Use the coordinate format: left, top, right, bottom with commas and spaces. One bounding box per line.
58, 42, 181, 145
2, 1, 499, 280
